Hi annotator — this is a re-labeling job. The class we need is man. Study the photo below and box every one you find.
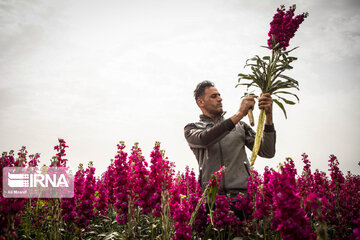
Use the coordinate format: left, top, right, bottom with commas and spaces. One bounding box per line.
184, 81, 276, 198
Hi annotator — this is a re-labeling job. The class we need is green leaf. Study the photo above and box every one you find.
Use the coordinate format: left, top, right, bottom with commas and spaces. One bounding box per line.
277, 96, 296, 105
283, 46, 299, 54
263, 56, 270, 60
279, 74, 299, 85
273, 99, 288, 119
238, 73, 249, 77
238, 75, 253, 81
273, 91, 299, 102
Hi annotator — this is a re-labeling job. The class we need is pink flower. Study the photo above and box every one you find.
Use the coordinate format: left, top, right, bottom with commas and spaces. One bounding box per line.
148, 142, 174, 217
94, 177, 108, 216
76, 163, 96, 229
172, 199, 192, 240
50, 138, 68, 167
268, 5, 308, 50
113, 142, 130, 224
269, 159, 315, 240
128, 143, 152, 214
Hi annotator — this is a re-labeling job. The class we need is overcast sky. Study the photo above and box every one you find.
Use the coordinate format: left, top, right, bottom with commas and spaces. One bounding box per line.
1, 0, 359, 177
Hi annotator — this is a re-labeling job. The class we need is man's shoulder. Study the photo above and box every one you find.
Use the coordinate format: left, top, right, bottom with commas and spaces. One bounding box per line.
184, 115, 215, 130
184, 120, 208, 130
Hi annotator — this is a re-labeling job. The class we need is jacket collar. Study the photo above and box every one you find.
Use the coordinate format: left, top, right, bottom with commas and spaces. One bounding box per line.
199, 111, 226, 123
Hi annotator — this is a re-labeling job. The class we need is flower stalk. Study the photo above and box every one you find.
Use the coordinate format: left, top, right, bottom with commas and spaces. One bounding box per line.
250, 109, 265, 166
237, 5, 308, 166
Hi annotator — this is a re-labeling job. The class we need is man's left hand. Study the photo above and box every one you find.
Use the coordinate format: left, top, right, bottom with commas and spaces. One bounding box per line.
258, 93, 273, 116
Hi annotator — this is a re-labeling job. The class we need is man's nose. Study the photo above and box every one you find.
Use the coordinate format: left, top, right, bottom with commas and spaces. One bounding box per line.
217, 96, 222, 102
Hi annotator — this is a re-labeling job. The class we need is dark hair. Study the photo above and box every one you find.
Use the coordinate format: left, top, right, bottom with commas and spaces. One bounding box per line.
194, 80, 214, 100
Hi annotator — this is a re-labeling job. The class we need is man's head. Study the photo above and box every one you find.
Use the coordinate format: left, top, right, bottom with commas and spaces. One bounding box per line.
194, 81, 223, 119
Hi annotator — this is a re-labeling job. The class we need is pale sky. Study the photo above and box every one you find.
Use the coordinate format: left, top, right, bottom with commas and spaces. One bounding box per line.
1, 0, 359, 176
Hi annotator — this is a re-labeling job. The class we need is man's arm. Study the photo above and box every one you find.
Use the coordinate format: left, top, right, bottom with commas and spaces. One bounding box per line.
185, 95, 257, 148
244, 123, 276, 158
184, 119, 235, 148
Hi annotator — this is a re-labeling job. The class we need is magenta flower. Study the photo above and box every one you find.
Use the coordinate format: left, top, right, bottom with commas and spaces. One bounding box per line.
270, 159, 315, 240
169, 167, 205, 237
14, 146, 28, 167
103, 159, 116, 205
148, 142, 174, 217
267, 5, 308, 50
28, 153, 40, 167
76, 162, 96, 229
61, 197, 76, 225
298, 153, 315, 198
172, 198, 192, 240
128, 143, 152, 215
211, 195, 238, 232
94, 177, 108, 216
50, 138, 69, 167
113, 142, 130, 224
253, 167, 273, 220
0, 151, 25, 239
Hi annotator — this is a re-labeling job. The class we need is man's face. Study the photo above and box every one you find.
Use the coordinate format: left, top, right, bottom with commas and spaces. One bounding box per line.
198, 87, 223, 116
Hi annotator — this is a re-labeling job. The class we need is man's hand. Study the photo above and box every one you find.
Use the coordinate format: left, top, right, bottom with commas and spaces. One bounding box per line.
231, 95, 256, 125
258, 93, 273, 125
239, 95, 257, 117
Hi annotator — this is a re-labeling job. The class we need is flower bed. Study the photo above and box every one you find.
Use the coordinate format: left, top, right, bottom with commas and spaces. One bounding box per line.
1, 139, 359, 239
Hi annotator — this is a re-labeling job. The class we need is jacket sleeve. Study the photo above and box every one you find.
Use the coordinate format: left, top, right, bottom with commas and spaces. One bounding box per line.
243, 123, 276, 158
184, 118, 235, 148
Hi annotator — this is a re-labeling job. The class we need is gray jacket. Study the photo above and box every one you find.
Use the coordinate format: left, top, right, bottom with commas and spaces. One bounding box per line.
184, 114, 276, 197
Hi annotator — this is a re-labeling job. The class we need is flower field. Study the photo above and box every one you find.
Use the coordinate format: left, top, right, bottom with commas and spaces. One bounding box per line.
1, 139, 359, 240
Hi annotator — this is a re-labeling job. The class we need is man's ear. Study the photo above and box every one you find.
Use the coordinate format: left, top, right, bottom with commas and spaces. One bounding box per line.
197, 98, 204, 107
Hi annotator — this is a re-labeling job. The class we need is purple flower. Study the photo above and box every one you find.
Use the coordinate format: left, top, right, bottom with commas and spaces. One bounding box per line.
269, 159, 315, 240
76, 162, 96, 229
28, 153, 40, 167
169, 166, 205, 237
268, 5, 308, 50
113, 142, 130, 224
103, 159, 116, 205
50, 139, 69, 167
211, 195, 238, 232
172, 199, 192, 240
94, 177, 108, 216
148, 142, 174, 217
128, 143, 152, 215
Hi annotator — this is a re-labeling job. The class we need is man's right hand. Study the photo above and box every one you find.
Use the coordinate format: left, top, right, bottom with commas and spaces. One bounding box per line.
239, 95, 257, 117
231, 95, 257, 125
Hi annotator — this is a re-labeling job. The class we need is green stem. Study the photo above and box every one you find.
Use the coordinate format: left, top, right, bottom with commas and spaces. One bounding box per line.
250, 109, 266, 166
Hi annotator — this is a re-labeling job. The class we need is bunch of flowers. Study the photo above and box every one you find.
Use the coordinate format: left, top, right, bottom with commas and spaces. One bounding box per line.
267, 5, 308, 50
237, 5, 308, 166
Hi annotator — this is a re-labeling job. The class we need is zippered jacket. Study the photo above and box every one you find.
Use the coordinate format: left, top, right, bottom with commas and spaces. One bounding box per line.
184, 114, 276, 197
